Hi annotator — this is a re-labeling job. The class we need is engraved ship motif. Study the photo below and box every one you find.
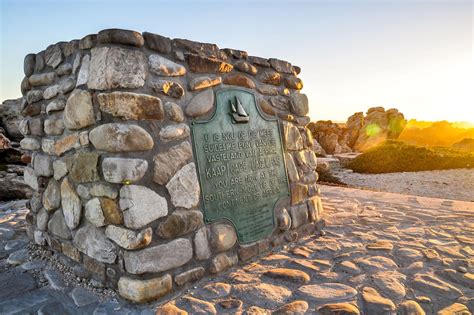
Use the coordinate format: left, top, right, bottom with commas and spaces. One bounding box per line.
230, 97, 249, 123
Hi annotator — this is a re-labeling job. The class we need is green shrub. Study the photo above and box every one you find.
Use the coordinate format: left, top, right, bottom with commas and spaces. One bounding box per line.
347, 140, 474, 173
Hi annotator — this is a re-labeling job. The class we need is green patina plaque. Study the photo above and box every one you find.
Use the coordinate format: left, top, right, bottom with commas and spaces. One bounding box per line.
191, 88, 290, 244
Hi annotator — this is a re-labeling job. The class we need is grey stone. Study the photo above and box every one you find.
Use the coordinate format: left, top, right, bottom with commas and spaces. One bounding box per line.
79, 33, 96, 49
24, 53, 35, 76
29, 72, 55, 87
90, 183, 118, 199
7, 249, 28, 265
61, 178, 82, 229
64, 89, 95, 130
194, 227, 211, 260
34, 154, 53, 177
124, 238, 193, 274
165, 101, 184, 122
97, 91, 164, 120
210, 223, 237, 252
70, 287, 99, 307
53, 159, 68, 180
72, 52, 81, 75
34, 52, 45, 72
46, 98, 66, 114
159, 123, 190, 142
56, 63, 72, 76
143, 32, 172, 53
119, 185, 168, 229
60, 77, 76, 94
105, 225, 152, 250
43, 84, 59, 100
29, 117, 44, 136
44, 269, 67, 290
269, 58, 293, 74
88, 46, 147, 90
48, 210, 72, 239
45, 44, 63, 68
73, 223, 117, 263
44, 117, 64, 135
0, 270, 36, 299
185, 88, 214, 117
76, 54, 90, 86
149, 54, 186, 76
61, 40, 79, 57
153, 141, 193, 185
19, 118, 29, 136
290, 93, 309, 116
24, 167, 39, 190
26, 90, 43, 104
4, 239, 27, 252
20, 137, 40, 150
85, 198, 106, 227
98, 28, 144, 47
157, 210, 203, 239
36, 208, 49, 231
166, 163, 200, 209
89, 123, 154, 152
43, 179, 60, 211
76, 184, 91, 200
102, 158, 148, 184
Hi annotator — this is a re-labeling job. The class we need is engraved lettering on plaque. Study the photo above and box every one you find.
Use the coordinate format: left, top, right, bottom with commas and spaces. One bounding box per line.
191, 88, 290, 244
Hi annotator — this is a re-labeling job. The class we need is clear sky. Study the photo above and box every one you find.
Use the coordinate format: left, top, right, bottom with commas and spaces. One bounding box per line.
1, 0, 472, 123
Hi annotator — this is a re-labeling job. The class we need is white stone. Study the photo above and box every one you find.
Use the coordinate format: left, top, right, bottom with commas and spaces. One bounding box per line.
34, 154, 53, 177
23, 167, 39, 191
166, 163, 200, 209
64, 89, 95, 130
119, 185, 168, 229
20, 138, 40, 151
53, 159, 68, 180
73, 223, 116, 263
105, 225, 152, 250
46, 99, 66, 114
148, 54, 186, 76
159, 124, 190, 142
61, 178, 82, 229
72, 52, 82, 75
76, 54, 90, 86
102, 158, 148, 184
194, 227, 211, 260
85, 198, 106, 227
43, 85, 60, 100
124, 238, 192, 274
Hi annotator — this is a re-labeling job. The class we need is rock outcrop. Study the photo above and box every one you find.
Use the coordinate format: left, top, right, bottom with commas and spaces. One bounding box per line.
309, 107, 406, 154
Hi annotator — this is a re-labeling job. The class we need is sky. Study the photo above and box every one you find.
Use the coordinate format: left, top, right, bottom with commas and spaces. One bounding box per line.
1, 0, 472, 123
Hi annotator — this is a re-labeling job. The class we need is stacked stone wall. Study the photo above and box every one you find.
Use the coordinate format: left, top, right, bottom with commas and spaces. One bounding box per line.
19, 28, 324, 302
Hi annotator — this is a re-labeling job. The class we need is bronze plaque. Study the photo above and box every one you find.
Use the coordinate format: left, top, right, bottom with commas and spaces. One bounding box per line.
191, 88, 290, 244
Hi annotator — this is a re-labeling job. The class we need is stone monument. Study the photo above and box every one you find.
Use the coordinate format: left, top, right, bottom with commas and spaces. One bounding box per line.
19, 28, 323, 302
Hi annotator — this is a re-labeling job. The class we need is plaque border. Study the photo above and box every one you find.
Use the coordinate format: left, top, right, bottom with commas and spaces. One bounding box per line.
190, 87, 291, 244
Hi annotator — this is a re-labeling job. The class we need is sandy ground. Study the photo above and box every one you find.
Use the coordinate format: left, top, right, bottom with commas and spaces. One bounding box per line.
334, 168, 474, 202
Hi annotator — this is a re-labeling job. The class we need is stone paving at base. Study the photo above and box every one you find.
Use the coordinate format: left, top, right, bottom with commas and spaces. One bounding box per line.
1, 185, 473, 314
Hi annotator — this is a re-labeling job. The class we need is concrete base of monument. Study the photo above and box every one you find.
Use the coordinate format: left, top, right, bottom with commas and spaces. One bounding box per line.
2, 185, 473, 314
